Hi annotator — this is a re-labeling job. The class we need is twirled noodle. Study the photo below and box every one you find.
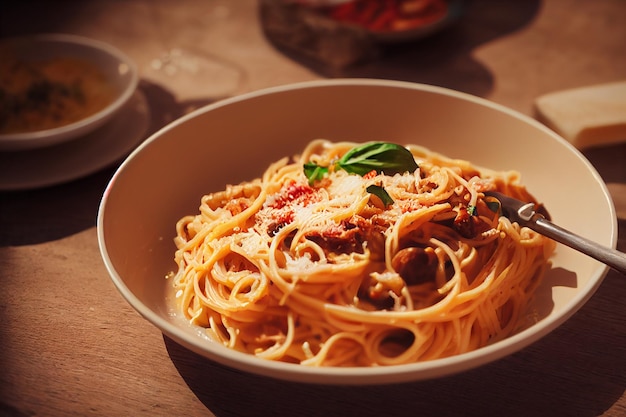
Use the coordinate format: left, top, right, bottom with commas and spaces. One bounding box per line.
171, 140, 555, 366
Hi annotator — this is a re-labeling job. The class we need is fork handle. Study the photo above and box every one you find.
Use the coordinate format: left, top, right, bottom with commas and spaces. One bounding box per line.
531, 216, 626, 275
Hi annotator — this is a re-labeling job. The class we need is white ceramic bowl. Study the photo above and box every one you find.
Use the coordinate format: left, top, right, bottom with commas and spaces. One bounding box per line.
0, 33, 138, 151
97, 79, 615, 385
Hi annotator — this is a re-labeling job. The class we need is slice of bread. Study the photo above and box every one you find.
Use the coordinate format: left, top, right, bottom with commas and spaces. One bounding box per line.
534, 81, 626, 149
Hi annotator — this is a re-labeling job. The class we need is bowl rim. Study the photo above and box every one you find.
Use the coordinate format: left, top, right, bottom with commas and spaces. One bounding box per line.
0, 33, 139, 147
97, 78, 614, 384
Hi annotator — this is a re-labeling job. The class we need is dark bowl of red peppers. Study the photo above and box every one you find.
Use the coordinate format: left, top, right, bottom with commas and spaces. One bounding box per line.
259, 0, 465, 68
314, 0, 465, 43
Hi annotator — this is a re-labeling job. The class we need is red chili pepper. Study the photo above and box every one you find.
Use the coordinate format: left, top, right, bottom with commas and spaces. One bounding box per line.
326, 0, 447, 32
329, 2, 357, 21
353, 1, 381, 26
368, 7, 397, 31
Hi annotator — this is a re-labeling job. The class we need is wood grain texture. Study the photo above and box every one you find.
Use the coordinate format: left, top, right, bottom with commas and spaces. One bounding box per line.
1, 0, 625, 416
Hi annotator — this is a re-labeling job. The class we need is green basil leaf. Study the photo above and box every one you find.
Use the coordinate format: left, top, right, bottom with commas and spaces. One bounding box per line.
337, 142, 418, 176
303, 162, 328, 185
366, 184, 394, 207
485, 197, 501, 214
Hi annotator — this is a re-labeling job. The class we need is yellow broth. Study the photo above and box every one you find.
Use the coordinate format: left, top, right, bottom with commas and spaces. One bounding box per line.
0, 56, 116, 134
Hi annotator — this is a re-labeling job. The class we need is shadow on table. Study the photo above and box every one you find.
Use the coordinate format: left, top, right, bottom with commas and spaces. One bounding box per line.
262, 0, 542, 98
0, 80, 217, 247
582, 143, 626, 186
164, 265, 626, 417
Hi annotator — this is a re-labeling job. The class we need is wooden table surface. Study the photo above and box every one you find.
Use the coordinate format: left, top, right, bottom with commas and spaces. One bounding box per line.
1, 1, 625, 416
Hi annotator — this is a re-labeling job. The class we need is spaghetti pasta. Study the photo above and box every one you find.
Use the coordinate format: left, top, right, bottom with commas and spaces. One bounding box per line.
171, 140, 555, 366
